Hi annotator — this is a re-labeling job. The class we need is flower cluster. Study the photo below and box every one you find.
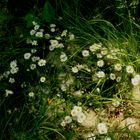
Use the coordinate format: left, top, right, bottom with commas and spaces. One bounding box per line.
61, 106, 86, 127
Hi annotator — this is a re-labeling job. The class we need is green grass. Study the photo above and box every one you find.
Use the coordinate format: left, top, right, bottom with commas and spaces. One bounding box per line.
0, 0, 140, 140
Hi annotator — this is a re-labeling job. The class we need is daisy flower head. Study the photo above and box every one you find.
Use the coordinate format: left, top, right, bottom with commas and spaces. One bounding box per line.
97, 123, 108, 135
24, 53, 31, 60
134, 74, 140, 81
77, 112, 86, 123
5, 89, 14, 97
60, 52, 67, 62
28, 92, 34, 97
30, 64, 36, 70
34, 24, 40, 30
50, 24, 56, 28
69, 33, 75, 40
114, 63, 122, 71
45, 33, 50, 39
50, 40, 59, 47
110, 73, 116, 80
40, 76, 46, 83
32, 21, 37, 26
35, 31, 43, 38
104, 137, 112, 140
30, 30, 36, 36
126, 65, 134, 74
57, 43, 64, 48
32, 56, 40, 62
61, 30, 67, 37
50, 28, 55, 32
49, 45, 55, 51
60, 121, 66, 127
31, 40, 38, 46
100, 47, 108, 56
3, 71, 10, 78
73, 90, 83, 97
60, 84, 67, 91
72, 66, 79, 73
86, 132, 96, 140
116, 76, 121, 82
89, 43, 102, 52
131, 77, 140, 86
97, 60, 104, 67
9, 78, 15, 83
97, 71, 105, 78
71, 106, 82, 117
31, 49, 37, 53
38, 59, 46, 66
10, 60, 17, 69
82, 50, 89, 57
10, 67, 19, 74
96, 53, 103, 58
64, 116, 72, 124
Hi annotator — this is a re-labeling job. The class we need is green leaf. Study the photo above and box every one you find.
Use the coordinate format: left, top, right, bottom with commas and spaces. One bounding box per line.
41, 1, 55, 22
24, 13, 34, 28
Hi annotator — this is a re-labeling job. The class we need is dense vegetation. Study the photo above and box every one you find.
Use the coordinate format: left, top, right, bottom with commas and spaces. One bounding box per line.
0, 0, 140, 139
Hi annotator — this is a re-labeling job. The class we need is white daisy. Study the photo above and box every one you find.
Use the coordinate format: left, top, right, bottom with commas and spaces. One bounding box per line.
31, 56, 40, 62
114, 63, 122, 71
50, 28, 55, 32
45, 33, 50, 39
30, 30, 36, 35
86, 132, 96, 140
126, 65, 134, 74
60, 84, 67, 91
9, 78, 15, 83
77, 112, 86, 123
116, 76, 121, 82
61, 30, 67, 37
49, 45, 55, 51
101, 48, 108, 55
96, 53, 103, 58
60, 121, 66, 127
32, 21, 37, 26
97, 60, 104, 67
60, 52, 67, 62
35, 32, 43, 37
82, 50, 89, 57
89, 43, 102, 52
24, 53, 31, 60
31, 49, 37, 53
64, 116, 72, 124
31, 40, 38, 46
28, 92, 34, 97
10, 67, 19, 74
38, 59, 46, 66
97, 71, 105, 78
34, 24, 40, 30
131, 77, 139, 86
30, 64, 36, 70
69, 33, 75, 40
97, 123, 108, 135
72, 66, 79, 73
5, 89, 14, 97
110, 73, 116, 80
50, 40, 59, 47
10, 60, 17, 68
40, 76, 46, 82
50, 24, 56, 28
